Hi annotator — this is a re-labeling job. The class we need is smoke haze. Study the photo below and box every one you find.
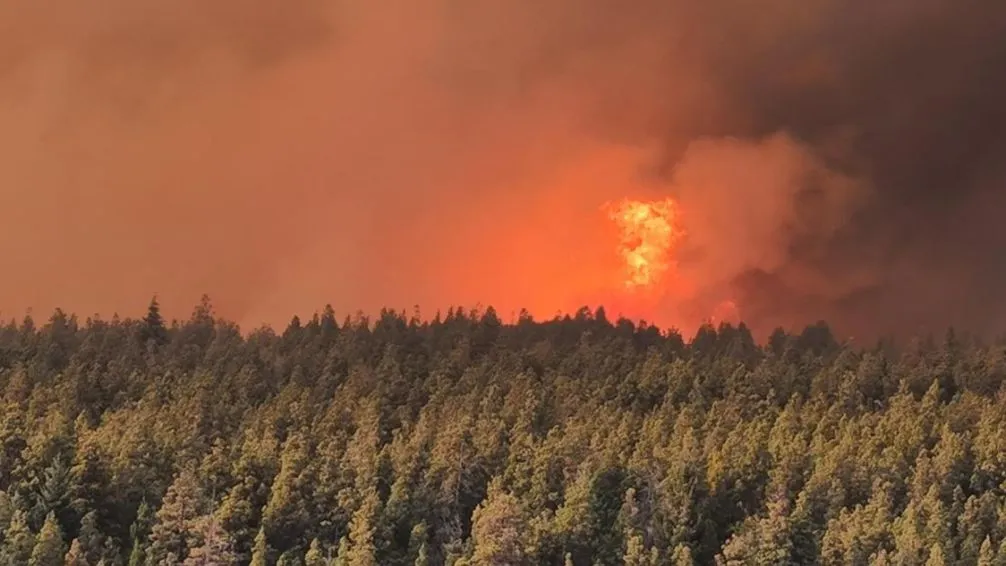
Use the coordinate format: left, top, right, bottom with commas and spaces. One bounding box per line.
1, 0, 1005, 338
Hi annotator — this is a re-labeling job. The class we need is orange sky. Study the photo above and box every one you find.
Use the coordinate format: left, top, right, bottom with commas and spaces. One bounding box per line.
0, 0, 928, 336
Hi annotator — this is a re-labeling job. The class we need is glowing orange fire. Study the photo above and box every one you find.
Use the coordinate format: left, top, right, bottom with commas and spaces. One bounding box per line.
602, 197, 742, 331
604, 197, 684, 289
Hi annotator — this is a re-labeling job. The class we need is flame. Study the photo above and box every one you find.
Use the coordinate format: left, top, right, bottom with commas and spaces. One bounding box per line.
604, 197, 684, 290
602, 197, 741, 331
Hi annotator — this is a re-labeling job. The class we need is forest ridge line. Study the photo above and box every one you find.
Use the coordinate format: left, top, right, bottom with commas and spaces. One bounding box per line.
0, 294, 1000, 565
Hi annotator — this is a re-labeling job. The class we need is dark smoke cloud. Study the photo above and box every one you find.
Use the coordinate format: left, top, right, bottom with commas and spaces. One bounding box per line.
0, 0, 1004, 339
699, 0, 1006, 338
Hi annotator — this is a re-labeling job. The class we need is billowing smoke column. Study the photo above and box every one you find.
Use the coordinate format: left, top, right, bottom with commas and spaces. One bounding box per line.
1, 0, 1005, 340
597, 133, 865, 335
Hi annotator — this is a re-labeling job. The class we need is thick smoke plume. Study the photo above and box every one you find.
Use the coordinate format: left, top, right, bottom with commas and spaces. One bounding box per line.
1, 0, 1005, 339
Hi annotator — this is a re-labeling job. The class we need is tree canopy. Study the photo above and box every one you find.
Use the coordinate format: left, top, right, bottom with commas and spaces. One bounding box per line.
0, 299, 1002, 565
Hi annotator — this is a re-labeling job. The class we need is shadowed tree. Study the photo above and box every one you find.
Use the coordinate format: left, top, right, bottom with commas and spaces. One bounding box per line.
140, 297, 169, 348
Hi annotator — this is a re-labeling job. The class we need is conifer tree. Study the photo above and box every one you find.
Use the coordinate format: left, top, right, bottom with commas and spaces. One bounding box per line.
64, 539, 89, 566
996, 538, 1006, 566
414, 543, 429, 566
276, 549, 304, 566
261, 434, 311, 550
146, 470, 205, 565
718, 496, 793, 566
304, 539, 325, 566
978, 537, 995, 566
30, 512, 67, 566
125, 539, 142, 566
249, 528, 269, 566
671, 544, 694, 566
32, 455, 75, 533
925, 543, 947, 566
346, 488, 380, 566
140, 297, 168, 347
409, 523, 429, 566
182, 516, 237, 566
332, 537, 349, 566
1, 509, 36, 566
622, 534, 650, 566
77, 511, 104, 565
470, 482, 526, 566
98, 538, 119, 566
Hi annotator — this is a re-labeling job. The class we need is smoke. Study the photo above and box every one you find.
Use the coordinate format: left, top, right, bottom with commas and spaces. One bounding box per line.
670, 133, 866, 299
1, 0, 1004, 338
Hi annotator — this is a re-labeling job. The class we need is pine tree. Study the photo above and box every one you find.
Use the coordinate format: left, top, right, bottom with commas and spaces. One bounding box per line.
126, 539, 142, 566
0, 491, 13, 533
32, 456, 75, 533
718, 495, 794, 566
146, 470, 205, 565
249, 528, 269, 566
304, 539, 325, 566
140, 297, 168, 347
470, 482, 526, 566
996, 538, 1006, 566
77, 511, 103, 565
98, 538, 119, 566
346, 489, 380, 566
30, 512, 67, 566
1, 510, 37, 566
414, 543, 429, 566
925, 543, 947, 566
622, 533, 649, 566
261, 434, 311, 551
64, 539, 89, 566
130, 502, 155, 544
408, 523, 428, 566
671, 544, 694, 566
978, 537, 995, 566
182, 516, 237, 566
331, 537, 349, 566
276, 550, 304, 566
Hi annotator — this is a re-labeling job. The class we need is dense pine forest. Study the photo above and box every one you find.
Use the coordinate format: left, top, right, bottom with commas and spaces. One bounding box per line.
1, 297, 1006, 565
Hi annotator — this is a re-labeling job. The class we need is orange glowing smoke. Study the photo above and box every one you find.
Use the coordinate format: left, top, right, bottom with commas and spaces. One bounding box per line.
711, 299, 740, 325
604, 197, 684, 290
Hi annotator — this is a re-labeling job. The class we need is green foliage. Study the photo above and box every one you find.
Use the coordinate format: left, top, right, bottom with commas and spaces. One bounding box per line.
304, 539, 325, 566
470, 481, 526, 566
3, 300, 1006, 565
276, 549, 304, 566
30, 512, 66, 566
345, 489, 380, 566
249, 528, 269, 566
1, 509, 36, 565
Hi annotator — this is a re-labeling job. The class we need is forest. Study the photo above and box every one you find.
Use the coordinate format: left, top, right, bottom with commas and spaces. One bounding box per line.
0, 296, 1004, 565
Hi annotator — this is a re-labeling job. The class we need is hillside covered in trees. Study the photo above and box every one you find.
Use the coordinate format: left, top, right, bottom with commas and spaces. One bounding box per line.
1, 297, 1006, 565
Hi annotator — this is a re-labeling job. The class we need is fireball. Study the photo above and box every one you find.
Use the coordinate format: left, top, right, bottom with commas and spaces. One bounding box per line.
602, 196, 742, 330
603, 197, 684, 290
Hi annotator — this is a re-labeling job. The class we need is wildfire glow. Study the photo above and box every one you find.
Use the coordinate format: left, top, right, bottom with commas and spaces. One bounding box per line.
604, 197, 684, 289
711, 299, 740, 325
